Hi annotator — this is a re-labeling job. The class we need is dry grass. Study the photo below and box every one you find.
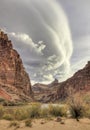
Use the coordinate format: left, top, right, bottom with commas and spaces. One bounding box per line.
0, 105, 5, 118
66, 88, 88, 121
25, 119, 32, 127
0, 100, 90, 122
9, 120, 20, 129
48, 105, 67, 117
3, 113, 14, 120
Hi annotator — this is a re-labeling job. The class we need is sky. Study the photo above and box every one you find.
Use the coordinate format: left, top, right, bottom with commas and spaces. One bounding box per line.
0, 0, 90, 84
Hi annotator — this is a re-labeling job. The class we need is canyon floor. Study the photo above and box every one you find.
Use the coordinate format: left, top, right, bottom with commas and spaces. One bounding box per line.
0, 118, 90, 130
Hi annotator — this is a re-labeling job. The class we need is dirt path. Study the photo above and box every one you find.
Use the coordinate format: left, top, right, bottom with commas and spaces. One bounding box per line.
0, 118, 90, 130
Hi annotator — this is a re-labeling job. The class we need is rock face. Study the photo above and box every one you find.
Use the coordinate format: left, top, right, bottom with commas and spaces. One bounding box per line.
32, 79, 59, 102
32, 62, 90, 102
32, 79, 59, 93
0, 29, 33, 101
57, 61, 90, 101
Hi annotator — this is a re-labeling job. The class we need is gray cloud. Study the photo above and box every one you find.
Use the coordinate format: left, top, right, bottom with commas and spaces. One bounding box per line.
1, 0, 89, 84
58, 0, 90, 38
58, 0, 90, 75
0, 0, 73, 84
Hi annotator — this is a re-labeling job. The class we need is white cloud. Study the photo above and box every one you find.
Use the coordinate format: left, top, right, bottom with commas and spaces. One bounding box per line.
9, 32, 46, 55
0, 0, 73, 83
42, 55, 62, 71
35, 41, 46, 55
43, 74, 54, 81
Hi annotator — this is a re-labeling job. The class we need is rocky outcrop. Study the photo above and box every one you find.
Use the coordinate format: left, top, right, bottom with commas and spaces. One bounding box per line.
56, 61, 90, 101
32, 79, 59, 93
0, 29, 33, 101
32, 79, 59, 102
32, 62, 90, 102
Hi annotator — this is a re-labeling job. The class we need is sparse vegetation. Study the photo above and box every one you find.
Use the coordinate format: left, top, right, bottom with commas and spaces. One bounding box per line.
27, 103, 41, 118
0, 105, 5, 119
3, 114, 14, 120
25, 119, 32, 127
40, 107, 49, 118
0, 97, 5, 103
67, 88, 85, 121
83, 94, 90, 104
2, 100, 26, 106
0, 100, 90, 123
48, 105, 66, 117
14, 109, 28, 120
84, 104, 90, 118
69, 102, 84, 121
9, 121, 20, 129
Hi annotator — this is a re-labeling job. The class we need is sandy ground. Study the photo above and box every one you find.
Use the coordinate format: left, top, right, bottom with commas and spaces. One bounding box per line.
0, 118, 90, 130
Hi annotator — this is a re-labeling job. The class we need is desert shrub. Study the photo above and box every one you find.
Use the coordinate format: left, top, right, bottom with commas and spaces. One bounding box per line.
2, 100, 26, 106
40, 108, 49, 118
84, 104, 90, 118
0, 105, 5, 119
25, 119, 32, 127
15, 102, 27, 106
70, 104, 84, 120
48, 105, 66, 117
7, 101, 17, 106
14, 109, 28, 120
27, 103, 41, 118
83, 94, 90, 104
68, 97, 85, 120
3, 114, 14, 120
67, 88, 86, 120
2, 100, 9, 106
9, 121, 20, 128
0, 97, 5, 103
5, 108, 14, 116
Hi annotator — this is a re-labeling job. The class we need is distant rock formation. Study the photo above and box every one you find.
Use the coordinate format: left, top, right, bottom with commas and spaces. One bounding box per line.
32, 79, 59, 92
32, 79, 59, 102
0, 29, 33, 101
32, 62, 90, 103
48, 78, 59, 88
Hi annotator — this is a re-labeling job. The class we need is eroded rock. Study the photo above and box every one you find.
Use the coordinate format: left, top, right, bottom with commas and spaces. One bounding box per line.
0, 29, 33, 101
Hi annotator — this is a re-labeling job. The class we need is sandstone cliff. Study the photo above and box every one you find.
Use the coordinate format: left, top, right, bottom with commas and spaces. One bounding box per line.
57, 61, 90, 101
32, 62, 90, 103
0, 29, 33, 101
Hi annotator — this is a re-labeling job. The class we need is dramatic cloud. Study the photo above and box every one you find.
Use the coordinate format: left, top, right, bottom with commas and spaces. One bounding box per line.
0, 0, 73, 84
9, 32, 46, 55
58, 0, 90, 73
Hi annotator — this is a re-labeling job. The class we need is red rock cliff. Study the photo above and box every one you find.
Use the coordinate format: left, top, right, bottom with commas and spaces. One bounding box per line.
0, 29, 33, 101
57, 61, 90, 100
32, 62, 90, 103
